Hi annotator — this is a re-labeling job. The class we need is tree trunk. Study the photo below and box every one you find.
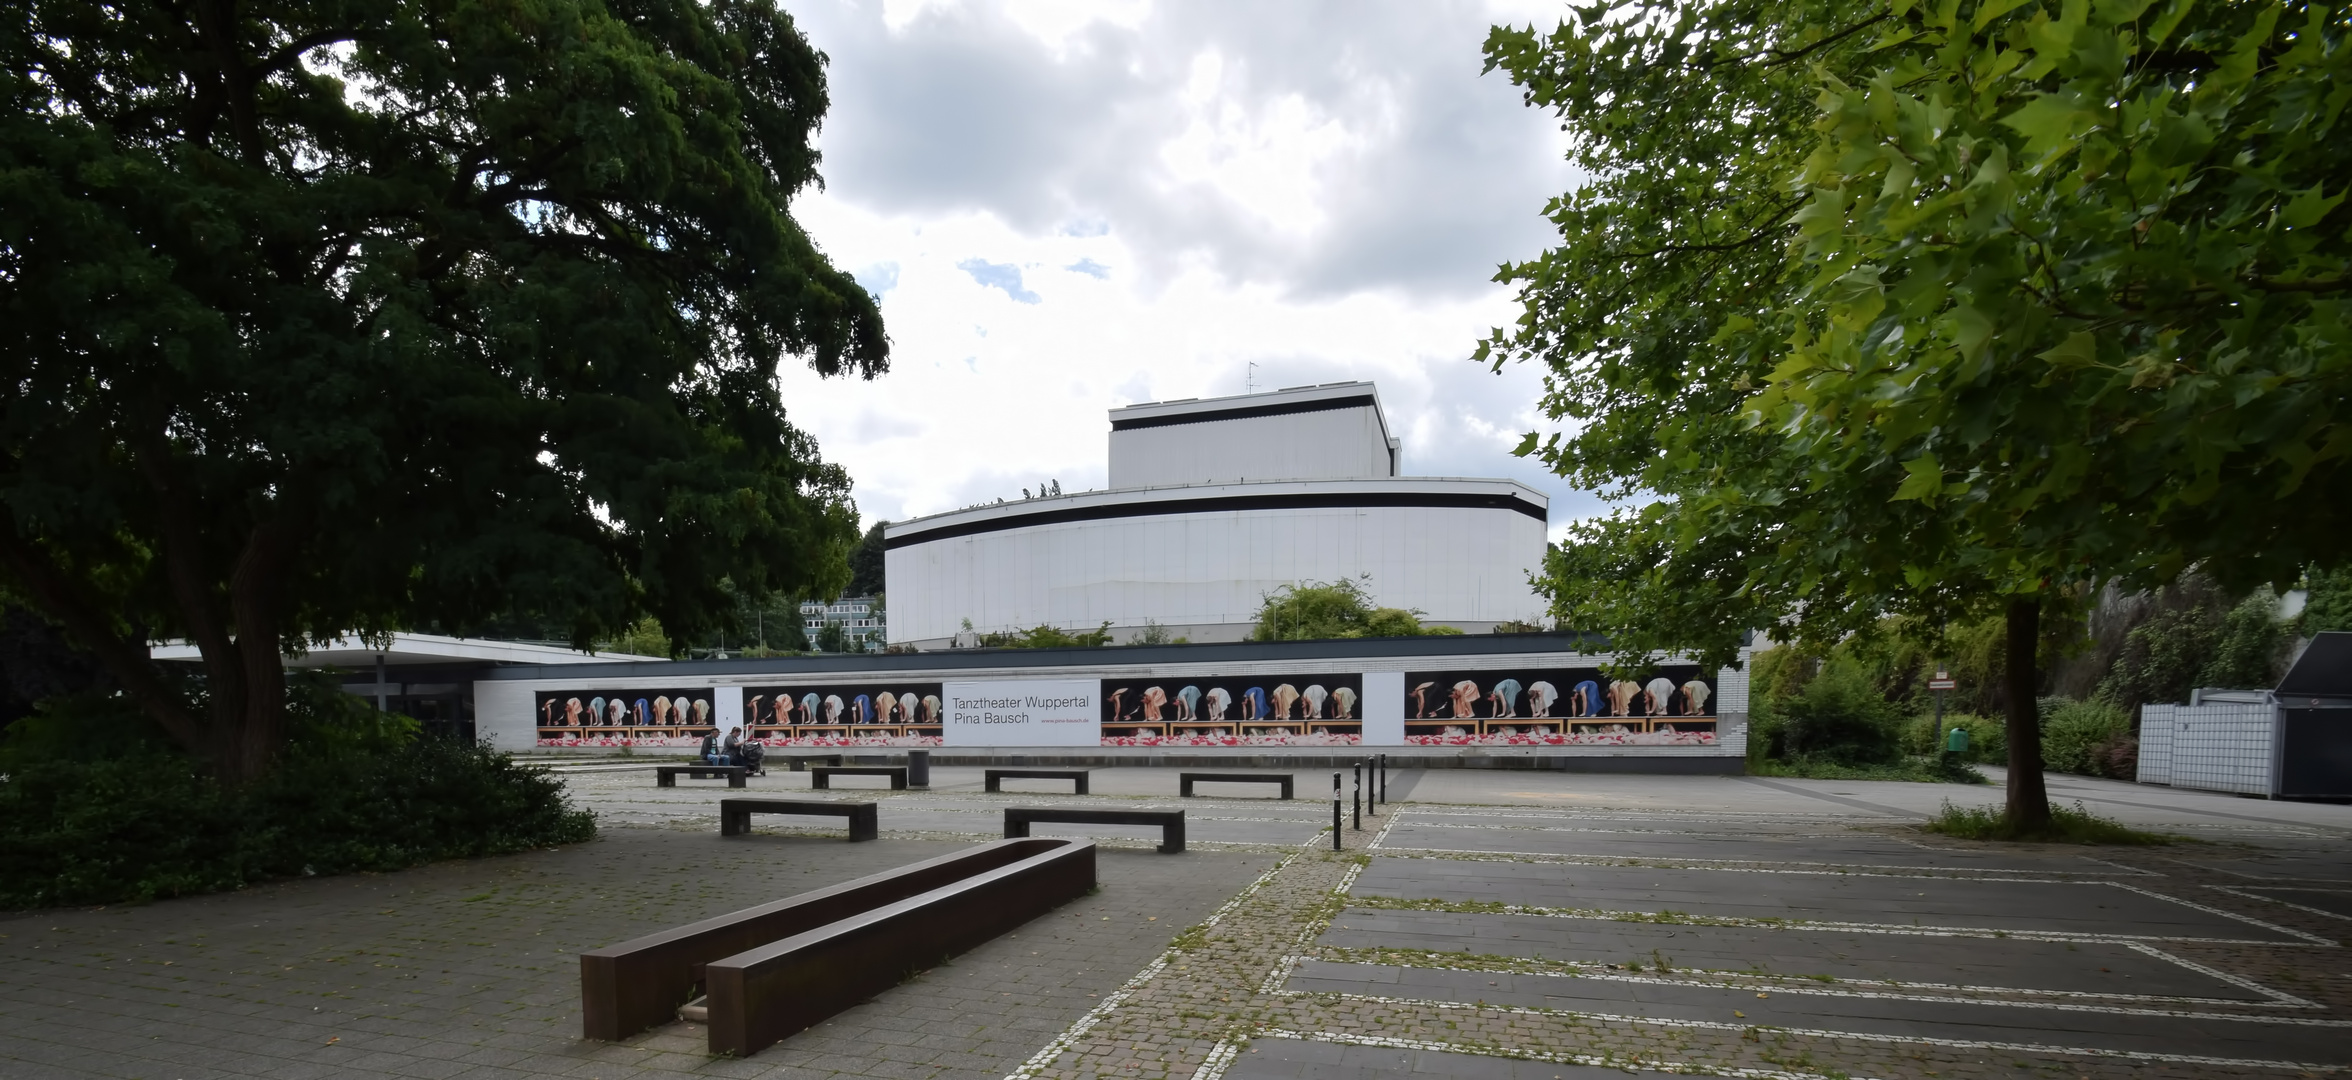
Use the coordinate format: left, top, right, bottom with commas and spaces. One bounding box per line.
2003, 595, 2051, 827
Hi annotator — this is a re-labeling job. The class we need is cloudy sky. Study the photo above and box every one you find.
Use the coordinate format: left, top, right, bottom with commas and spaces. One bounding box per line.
773, 0, 1592, 536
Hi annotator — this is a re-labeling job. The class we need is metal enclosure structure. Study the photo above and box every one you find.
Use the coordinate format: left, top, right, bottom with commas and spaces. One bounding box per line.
2137, 632, 2352, 798
883, 382, 1548, 649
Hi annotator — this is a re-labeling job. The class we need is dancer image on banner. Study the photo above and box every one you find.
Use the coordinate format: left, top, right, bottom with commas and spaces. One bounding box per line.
1105, 687, 1130, 722
1682, 680, 1713, 715
605, 698, 627, 725
1302, 685, 1326, 719
1607, 680, 1641, 717
565, 698, 584, 726
1242, 686, 1268, 722
1204, 687, 1231, 721
1489, 679, 1522, 719
1645, 677, 1676, 717
1527, 681, 1558, 717
822, 694, 843, 723
1141, 687, 1167, 720
1176, 686, 1200, 721
652, 696, 672, 725
689, 698, 711, 729
801, 693, 821, 724
875, 692, 897, 725
1569, 680, 1597, 716
1272, 684, 1299, 720
923, 694, 941, 722
1409, 682, 1435, 717
1331, 686, 1356, 719
1449, 681, 1479, 719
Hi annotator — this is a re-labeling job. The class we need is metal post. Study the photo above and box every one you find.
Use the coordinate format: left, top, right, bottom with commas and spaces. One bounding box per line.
1379, 754, 1388, 805
1352, 761, 1363, 829
1332, 772, 1343, 851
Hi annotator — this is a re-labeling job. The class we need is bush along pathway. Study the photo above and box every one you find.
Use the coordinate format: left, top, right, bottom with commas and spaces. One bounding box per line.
1001, 817, 2352, 1080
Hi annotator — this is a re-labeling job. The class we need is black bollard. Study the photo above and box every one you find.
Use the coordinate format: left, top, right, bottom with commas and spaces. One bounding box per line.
1332, 772, 1343, 851
1353, 760, 1363, 829
1379, 753, 1388, 805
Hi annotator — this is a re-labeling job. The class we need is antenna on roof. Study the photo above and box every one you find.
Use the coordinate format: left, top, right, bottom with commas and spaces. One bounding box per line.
1246, 361, 1258, 395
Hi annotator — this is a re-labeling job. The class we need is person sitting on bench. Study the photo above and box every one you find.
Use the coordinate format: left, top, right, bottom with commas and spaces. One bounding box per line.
698, 729, 732, 767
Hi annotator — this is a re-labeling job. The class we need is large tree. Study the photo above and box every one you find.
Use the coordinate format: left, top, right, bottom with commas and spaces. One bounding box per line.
1484, 0, 2348, 825
1, 0, 886, 783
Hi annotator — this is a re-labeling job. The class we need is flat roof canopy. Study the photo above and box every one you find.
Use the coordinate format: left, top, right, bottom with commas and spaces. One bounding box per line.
151, 632, 662, 669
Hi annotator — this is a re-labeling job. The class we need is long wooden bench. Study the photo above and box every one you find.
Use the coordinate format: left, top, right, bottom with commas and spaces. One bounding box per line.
720, 799, 878, 842
1004, 807, 1183, 853
773, 753, 844, 772
984, 768, 1091, 794
656, 765, 748, 788
1179, 771, 1292, 799
582, 838, 1093, 1049
810, 765, 907, 790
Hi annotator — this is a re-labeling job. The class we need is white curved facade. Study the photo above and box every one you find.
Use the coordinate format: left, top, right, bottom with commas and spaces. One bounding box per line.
883, 382, 1549, 650
885, 477, 1549, 648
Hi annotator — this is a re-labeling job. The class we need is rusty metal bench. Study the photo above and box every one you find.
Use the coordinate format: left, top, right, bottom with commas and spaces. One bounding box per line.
719, 799, 878, 841
810, 765, 907, 790
984, 768, 1091, 794
1004, 807, 1183, 853
1178, 771, 1292, 799
656, 765, 747, 788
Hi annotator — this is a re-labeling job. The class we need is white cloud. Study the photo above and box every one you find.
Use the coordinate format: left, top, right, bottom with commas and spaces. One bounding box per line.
775, 0, 1596, 541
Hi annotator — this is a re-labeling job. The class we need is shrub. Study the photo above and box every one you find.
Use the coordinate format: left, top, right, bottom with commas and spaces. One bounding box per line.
2040, 698, 2135, 779
1901, 710, 2008, 764
0, 684, 594, 909
1750, 658, 1908, 766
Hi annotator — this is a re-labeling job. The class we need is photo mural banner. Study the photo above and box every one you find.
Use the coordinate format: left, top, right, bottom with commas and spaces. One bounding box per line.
530, 667, 1722, 748
742, 682, 946, 747
1401, 665, 1716, 746
1098, 673, 1366, 746
536, 688, 716, 747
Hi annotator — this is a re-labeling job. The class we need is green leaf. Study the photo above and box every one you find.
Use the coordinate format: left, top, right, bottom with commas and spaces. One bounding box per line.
1512, 432, 1542, 457
1972, 0, 2039, 31
2280, 185, 2345, 229
1894, 455, 1945, 501
2144, 0, 2196, 44
2036, 332, 2101, 367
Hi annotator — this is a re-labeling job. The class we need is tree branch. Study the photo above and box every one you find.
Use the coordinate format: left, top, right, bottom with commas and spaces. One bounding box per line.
0, 528, 208, 752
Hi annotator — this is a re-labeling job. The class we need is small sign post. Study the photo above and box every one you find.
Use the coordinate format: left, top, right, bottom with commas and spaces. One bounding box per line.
1929, 669, 1955, 755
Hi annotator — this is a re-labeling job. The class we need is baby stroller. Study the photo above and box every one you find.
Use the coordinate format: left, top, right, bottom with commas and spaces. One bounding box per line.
737, 739, 768, 777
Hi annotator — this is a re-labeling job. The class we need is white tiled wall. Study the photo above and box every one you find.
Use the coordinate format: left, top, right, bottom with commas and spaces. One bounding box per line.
2137, 703, 2274, 795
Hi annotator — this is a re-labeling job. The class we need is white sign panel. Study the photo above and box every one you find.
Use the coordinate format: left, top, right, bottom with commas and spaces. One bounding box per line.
1360, 671, 1405, 745
944, 680, 1099, 746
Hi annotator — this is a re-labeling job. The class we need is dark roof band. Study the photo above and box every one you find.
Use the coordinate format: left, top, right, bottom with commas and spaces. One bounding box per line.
887, 489, 1547, 550
1109, 393, 1379, 431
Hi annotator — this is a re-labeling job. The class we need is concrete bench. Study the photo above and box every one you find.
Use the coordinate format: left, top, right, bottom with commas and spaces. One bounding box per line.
984, 768, 1091, 794
582, 838, 1093, 1052
811, 765, 907, 790
773, 753, 844, 772
720, 799, 878, 842
1179, 772, 1292, 799
657, 765, 748, 788
1004, 807, 1183, 853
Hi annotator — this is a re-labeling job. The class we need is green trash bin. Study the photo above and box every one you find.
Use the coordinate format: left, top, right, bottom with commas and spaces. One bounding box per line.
1945, 727, 1971, 754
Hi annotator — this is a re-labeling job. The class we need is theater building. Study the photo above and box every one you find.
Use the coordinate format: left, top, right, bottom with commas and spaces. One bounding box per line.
882, 382, 1550, 650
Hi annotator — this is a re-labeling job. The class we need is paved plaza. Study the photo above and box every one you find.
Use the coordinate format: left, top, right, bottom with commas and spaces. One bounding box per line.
3, 764, 2348, 1080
